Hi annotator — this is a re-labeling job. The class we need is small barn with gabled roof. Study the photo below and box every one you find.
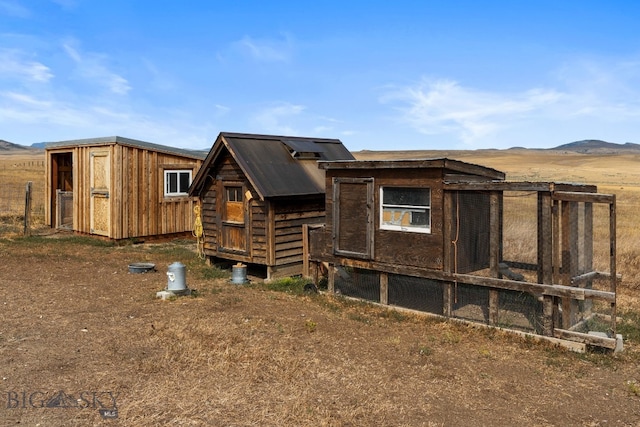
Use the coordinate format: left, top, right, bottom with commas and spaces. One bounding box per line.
188, 132, 355, 279
45, 136, 206, 239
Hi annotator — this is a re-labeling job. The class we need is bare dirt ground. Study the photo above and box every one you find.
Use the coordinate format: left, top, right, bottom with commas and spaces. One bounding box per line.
1, 234, 639, 426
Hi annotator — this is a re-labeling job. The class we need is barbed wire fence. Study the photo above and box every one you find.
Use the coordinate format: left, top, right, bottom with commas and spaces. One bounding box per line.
0, 182, 46, 237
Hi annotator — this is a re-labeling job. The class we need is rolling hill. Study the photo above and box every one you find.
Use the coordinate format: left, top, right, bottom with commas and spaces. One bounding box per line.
0, 140, 42, 152
548, 139, 640, 153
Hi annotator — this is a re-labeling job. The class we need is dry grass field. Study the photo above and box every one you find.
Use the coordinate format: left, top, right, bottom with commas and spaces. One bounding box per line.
1, 149, 640, 426
0, 151, 46, 234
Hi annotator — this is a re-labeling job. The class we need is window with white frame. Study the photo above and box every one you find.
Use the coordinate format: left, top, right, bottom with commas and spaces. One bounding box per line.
380, 187, 431, 233
164, 170, 192, 197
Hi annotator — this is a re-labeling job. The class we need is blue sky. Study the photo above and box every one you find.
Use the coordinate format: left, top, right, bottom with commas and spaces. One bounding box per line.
1, 1, 640, 151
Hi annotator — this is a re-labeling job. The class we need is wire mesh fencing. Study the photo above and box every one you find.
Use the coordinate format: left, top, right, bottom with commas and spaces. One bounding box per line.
321, 187, 619, 347
0, 182, 45, 236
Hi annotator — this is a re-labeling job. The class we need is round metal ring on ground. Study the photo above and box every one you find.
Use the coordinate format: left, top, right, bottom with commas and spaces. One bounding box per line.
128, 263, 156, 273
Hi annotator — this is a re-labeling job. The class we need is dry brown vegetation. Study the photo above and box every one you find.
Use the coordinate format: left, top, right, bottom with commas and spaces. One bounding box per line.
1, 149, 640, 426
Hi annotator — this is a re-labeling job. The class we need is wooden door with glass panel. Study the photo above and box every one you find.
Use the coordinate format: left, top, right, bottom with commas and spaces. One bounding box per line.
220, 184, 247, 253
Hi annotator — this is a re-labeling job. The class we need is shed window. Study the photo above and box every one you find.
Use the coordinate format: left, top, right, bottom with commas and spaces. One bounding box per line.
224, 186, 244, 223
380, 187, 431, 233
164, 170, 192, 196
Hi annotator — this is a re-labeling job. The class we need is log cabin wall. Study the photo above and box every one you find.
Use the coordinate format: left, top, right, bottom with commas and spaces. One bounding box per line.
198, 151, 326, 277
200, 152, 260, 263
189, 132, 355, 279
271, 197, 326, 268
201, 179, 218, 255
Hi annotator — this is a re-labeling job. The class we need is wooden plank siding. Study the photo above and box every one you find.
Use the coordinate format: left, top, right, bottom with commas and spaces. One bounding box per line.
273, 201, 325, 266
45, 142, 202, 240
197, 150, 326, 277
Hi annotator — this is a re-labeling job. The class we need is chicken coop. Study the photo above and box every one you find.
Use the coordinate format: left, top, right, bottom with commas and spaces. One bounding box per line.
188, 132, 354, 280
306, 159, 619, 351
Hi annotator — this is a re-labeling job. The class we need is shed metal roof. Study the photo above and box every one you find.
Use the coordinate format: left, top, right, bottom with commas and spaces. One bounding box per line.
318, 158, 506, 180
190, 132, 355, 199
45, 136, 208, 160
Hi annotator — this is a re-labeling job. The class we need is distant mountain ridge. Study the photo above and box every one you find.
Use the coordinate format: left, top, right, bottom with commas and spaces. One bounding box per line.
0, 139, 34, 151
549, 139, 640, 153
1, 137, 639, 153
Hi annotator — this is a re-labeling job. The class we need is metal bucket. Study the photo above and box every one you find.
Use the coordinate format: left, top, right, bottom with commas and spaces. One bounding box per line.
231, 263, 248, 285
166, 262, 187, 291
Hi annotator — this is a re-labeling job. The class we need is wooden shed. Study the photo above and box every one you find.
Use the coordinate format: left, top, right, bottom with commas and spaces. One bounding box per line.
307, 159, 619, 350
308, 158, 506, 273
45, 136, 206, 239
188, 132, 354, 279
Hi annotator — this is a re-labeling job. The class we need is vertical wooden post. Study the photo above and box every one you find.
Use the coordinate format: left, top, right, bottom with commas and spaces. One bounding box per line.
561, 200, 579, 329
609, 196, 617, 333
302, 224, 310, 278
380, 272, 388, 305
442, 191, 454, 317
542, 295, 554, 336
581, 202, 593, 316
313, 262, 319, 289
327, 263, 335, 294
23, 181, 33, 236
538, 192, 554, 335
488, 191, 501, 325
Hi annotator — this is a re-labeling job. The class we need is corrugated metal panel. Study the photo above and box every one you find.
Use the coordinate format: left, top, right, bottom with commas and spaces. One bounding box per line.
191, 133, 354, 199
227, 135, 354, 198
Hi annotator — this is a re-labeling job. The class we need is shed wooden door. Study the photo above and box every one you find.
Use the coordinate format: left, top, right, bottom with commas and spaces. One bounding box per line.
219, 184, 247, 253
333, 178, 374, 259
56, 190, 73, 229
90, 151, 111, 236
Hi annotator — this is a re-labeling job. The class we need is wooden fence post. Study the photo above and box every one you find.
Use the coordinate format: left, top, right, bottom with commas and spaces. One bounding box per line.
23, 181, 33, 236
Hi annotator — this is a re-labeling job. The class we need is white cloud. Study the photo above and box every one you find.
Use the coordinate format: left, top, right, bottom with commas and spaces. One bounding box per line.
2, 91, 52, 107
381, 78, 564, 144
553, 57, 640, 120
0, 49, 54, 82
63, 42, 131, 95
0, 89, 213, 147
381, 55, 640, 148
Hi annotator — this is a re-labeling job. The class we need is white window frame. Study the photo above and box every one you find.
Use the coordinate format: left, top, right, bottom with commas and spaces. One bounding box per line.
164, 169, 192, 197
379, 186, 431, 234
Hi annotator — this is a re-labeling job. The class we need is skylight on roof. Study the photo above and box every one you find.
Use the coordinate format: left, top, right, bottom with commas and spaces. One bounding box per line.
282, 139, 324, 160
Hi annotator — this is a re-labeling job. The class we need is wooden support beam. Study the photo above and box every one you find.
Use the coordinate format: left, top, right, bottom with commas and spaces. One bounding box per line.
537, 192, 553, 285
552, 191, 615, 204
609, 196, 617, 333
327, 263, 335, 294
553, 329, 617, 350
321, 256, 616, 303
302, 224, 310, 278
489, 290, 499, 326
380, 272, 388, 305
542, 295, 554, 336
443, 282, 453, 317
561, 200, 579, 329
442, 191, 454, 317
488, 191, 501, 326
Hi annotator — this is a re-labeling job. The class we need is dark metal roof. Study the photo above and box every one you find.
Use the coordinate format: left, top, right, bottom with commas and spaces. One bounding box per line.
45, 136, 208, 160
318, 158, 506, 180
190, 132, 354, 199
